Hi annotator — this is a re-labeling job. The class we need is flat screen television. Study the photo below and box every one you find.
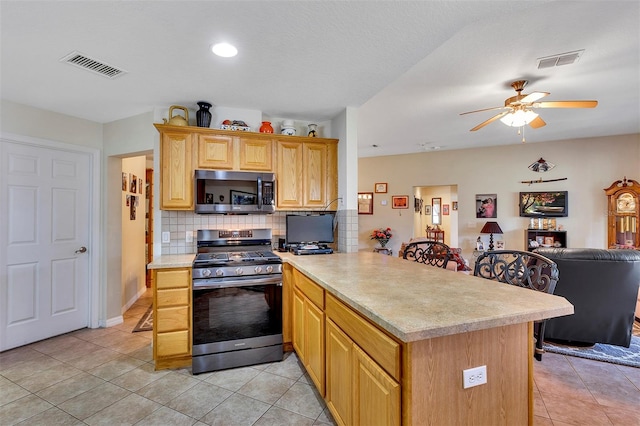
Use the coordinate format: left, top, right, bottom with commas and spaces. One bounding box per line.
519, 191, 568, 217
286, 214, 334, 244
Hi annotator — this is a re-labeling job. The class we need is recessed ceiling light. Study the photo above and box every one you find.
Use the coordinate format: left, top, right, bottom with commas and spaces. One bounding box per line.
211, 43, 238, 58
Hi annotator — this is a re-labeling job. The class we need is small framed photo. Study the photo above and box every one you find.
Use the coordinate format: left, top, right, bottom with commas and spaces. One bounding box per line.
374, 183, 388, 193
358, 192, 373, 214
452, 201, 458, 211
476, 193, 497, 218
392, 195, 409, 209
476, 241, 485, 251
495, 240, 505, 250
442, 204, 450, 215
424, 205, 431, 215
544, 236, 554, 246
536, 236, 545, 245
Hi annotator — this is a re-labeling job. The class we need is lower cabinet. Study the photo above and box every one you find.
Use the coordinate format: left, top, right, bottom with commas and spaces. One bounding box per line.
290, 267, 400, 426
153, 267, 192, 370
292, 276, 325, 395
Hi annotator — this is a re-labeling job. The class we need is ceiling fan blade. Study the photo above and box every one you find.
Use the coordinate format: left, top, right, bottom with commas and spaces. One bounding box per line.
529, 116, 546, 129
520, 91, 549, 103
460, 106, 504, 115
470, 111, 509, 131
535, 100, 598, 108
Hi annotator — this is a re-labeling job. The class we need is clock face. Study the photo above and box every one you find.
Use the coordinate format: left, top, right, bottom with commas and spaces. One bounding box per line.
616, 193, 636, 213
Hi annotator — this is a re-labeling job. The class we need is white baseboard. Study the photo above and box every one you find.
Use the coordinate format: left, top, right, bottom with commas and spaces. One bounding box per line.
106, 315, 123, 327
122, 285, 149, 314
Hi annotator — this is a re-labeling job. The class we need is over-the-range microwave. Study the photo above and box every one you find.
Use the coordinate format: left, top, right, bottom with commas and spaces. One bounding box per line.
194, 169, 275, 214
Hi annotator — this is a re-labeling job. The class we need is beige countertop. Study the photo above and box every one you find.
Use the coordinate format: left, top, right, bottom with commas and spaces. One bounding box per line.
280, 251, 574, 343
147, 254, 195, 269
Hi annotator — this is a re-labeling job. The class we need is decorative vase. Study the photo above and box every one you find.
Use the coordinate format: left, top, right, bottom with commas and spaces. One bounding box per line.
259, 121, 274, 133
308, 123, 317, 137
196, 102, 212, 128
378, 239, 389, 248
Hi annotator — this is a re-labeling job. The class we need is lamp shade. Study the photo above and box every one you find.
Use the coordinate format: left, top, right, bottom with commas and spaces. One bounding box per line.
499, 109, 538, 127
481, 221, 503, 235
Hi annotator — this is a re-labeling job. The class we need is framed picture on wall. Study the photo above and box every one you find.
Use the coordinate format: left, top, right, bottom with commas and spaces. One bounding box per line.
476, 193, 497, 218
425, 205, 431, 215
452, 201, 458, 211
392, 195, 409, 209
358, 192, 373, 214
374, 183, 388, 193
442, 204, 450, 215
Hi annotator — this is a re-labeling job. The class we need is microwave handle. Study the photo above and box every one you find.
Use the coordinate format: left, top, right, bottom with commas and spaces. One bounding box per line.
257, 176, 263, 209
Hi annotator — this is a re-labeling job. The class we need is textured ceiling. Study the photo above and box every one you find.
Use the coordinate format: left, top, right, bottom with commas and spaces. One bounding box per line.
1, 1, 638, 157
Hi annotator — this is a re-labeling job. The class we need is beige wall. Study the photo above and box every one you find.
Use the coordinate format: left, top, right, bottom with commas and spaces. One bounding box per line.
358, 133, 640, 262
121, 156, 147, 312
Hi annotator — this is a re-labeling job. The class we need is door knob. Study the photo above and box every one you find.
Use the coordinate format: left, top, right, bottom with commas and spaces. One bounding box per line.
75, 246, 87, 254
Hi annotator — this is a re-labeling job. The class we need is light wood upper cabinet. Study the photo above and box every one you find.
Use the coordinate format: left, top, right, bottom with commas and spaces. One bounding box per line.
276, 139, 338, 210
159, 128, 194, 210
239, 137, 273, 171
197, 134, 234, 169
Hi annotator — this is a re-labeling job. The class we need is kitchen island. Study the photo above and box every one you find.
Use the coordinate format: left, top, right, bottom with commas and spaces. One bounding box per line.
281, 251, 573, 426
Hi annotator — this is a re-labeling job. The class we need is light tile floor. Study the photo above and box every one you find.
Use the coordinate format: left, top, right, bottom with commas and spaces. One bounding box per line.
1, 289, 639, 425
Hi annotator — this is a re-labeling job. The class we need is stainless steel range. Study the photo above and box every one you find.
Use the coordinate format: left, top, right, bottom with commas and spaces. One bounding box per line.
192, 229, 283, 374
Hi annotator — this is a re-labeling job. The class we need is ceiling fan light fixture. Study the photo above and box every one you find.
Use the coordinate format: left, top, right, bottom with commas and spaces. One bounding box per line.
211, 42, 238, 58
500, 109, 538, 127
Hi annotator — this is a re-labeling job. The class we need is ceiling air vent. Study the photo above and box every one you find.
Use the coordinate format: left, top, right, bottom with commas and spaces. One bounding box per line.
60, 51, 127, 79
536, 49, 584, 69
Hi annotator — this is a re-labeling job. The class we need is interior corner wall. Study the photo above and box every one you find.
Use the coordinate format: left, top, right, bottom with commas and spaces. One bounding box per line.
121, 156, 147, 312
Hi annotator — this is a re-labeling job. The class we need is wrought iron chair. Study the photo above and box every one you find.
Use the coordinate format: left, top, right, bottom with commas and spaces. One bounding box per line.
474, 250, 559, 361
402, 240, 454, 270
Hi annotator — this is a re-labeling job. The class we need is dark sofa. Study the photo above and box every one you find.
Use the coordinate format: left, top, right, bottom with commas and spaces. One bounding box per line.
535, 247, 640, 347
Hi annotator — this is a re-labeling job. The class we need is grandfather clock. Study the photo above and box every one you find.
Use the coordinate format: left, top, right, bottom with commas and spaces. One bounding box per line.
604, 177, 640, 249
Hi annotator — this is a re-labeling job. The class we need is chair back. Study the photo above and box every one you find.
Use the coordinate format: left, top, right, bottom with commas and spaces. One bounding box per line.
403, 240, 453, 269
474, 250, 558, 294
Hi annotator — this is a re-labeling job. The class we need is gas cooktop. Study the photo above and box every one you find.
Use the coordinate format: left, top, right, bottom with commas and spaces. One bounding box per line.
194, 251, 280, 264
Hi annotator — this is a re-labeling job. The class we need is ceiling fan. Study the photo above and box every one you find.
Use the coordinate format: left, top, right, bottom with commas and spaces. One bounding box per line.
460, 80, 598, 133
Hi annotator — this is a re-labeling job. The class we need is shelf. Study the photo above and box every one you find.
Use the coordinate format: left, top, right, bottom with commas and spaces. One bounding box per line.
525, 229, 566, 252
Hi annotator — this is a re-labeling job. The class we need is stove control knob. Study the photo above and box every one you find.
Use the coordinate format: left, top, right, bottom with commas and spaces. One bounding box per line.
201, 269, 212, 277
235, 268, 244, 275
254, 266, 263, 274
266, 265, 274, 273
215, 269, 224, 277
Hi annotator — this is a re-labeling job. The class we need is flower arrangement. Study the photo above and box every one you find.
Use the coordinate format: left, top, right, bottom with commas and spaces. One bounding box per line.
371, 227, 392, 247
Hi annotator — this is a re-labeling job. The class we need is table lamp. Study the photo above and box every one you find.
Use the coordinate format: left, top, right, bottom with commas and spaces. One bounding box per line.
481, 221, 503, 251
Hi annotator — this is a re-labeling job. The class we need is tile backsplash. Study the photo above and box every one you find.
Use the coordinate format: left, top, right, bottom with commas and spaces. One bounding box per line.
159, 209, 358, 254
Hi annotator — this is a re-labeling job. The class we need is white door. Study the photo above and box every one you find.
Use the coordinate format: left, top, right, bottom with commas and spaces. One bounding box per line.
0, 140, 91, 351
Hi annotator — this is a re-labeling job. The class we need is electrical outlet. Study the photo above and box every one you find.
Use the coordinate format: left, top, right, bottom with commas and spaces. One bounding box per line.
463, 365, 487, 389
186, 231, 193, 243
162, 232, 170, 243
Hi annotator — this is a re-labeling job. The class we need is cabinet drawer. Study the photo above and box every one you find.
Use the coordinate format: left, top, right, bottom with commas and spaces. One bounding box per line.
156, 330, 190, 357
294, 269, 324, 309
156, 269, 190, 290
326, 293, 401, 381
156, 306, 190, 333
156, 288, 189, 307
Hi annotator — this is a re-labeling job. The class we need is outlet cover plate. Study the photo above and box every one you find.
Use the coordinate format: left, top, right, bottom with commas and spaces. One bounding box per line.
463, 365, 487, 389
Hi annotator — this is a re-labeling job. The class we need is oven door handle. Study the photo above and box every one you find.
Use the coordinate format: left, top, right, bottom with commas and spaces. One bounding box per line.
193, 275, 283, 290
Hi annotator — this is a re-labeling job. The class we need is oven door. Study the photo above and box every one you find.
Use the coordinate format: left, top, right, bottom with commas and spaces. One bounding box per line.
192, 275, 283, 356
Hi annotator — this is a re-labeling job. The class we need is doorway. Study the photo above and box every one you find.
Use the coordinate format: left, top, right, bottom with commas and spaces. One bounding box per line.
414, 185, 459, 247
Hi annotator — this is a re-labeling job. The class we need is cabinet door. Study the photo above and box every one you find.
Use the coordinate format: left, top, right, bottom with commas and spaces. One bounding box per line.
305, 300, 325, 395
197, 134, 234, 169
303, 142, 328, 208
353, 345, 401, 426
326, 319, 353, 426
276, 141, 304, 208
292, 289, 305, 359
160, 131, 193, 209
239, 137, 273, 171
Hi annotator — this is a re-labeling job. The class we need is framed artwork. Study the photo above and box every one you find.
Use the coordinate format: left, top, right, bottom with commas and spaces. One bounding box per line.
476, 241, 485, 251
392, 195, 409, 209
442, 204, 450, 215
414, 197, 423, 213
130, 174, 137, 193
452, 201, 458, 211
138, 178, 143, 194
432, 197, 441, 224
358, 192, 373, 214
374, 183, 388, 193
519, 191, 568, 217
424, 205, 431, 215
495, 240, 505, 249
536, 236, 545, 245
122, 173, 128, 191
230, 190, 257, 205
544, 236, 555, 246
476, 193, 497, 218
